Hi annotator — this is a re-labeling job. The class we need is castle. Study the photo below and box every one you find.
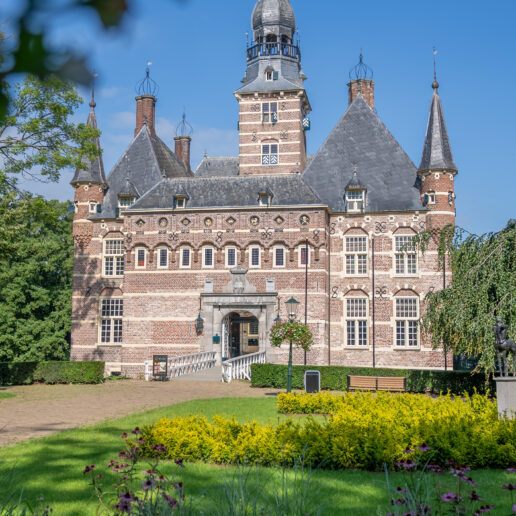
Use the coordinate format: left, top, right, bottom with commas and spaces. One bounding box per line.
71, 0, 458, 377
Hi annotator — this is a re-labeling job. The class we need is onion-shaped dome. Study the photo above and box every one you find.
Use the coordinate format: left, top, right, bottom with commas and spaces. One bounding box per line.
252, 0, 296, 30
349, 52, 374, 81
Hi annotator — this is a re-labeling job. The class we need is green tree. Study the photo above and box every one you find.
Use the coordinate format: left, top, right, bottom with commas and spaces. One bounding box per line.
0, 74, 99, 189
420, 221, 516, 373
0, 189, 73, 362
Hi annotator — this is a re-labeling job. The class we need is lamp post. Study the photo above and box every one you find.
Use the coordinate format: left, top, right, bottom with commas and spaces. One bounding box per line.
285, 297, 300, 393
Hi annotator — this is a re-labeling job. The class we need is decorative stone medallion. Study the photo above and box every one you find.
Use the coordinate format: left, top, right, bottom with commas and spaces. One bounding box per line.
226, 216, 236, 226
274, 215, 284, 225
159, 218, 168, 228
181, 218, 191, 227
204, 217, 213, 227
299, 214, 310, 226
136, 219, 145, 227
250, 215, 260, 226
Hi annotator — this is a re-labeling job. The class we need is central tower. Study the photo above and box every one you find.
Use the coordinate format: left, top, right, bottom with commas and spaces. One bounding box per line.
235, 0, 311, 176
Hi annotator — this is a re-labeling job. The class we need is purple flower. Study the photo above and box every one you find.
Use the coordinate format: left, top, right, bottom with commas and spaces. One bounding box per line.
107, 460, 118, 468
119, 492, 138, 503
427, 463, 443, 473
152, 444, 167, 454
142, 469, 155, 477
503, 484, 516, 491
82, 465, 95, 475
402, 446, 414, 454
507, 468, 516, 474
120, 432, 128, 439
442, 492, 458, 502
131, 427, 142, 435
395, 460, 416, 470
142, 478, 155, 491
475, 505, 495, 514
461, 476, 478, 487
469, 491, 482, 502
418, 443, 431, 452
395, 486, 408, 494
390, 498, 406, 506
512, 505, 516, 513
161, 493, 178, 508
113, 500, 131, 514
175, 459, 184, 468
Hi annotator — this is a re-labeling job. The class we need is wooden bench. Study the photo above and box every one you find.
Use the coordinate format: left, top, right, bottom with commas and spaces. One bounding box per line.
348, 375, 407, 392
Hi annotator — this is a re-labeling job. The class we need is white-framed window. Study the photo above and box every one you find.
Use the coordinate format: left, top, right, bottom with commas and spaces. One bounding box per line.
262, 102, 278, 123
262, 143, 279, 165
346, 190, 365, 213
100, 299, 123, 345
103, 240, 124, 277
425, 192, 436, 205
180, 248, 191, 268
175, 197, 186, 209
395, 298, 419, 348
299, 246, 310, 267
250, 246, 261, 268
226, 247, 237, 267
266, 70, 273, 81
89, 202, 98, 213
274, 247, 285, 268
118, 197, 135, 208
158, 248, 168, 269
135, 248, 146, 269
345, 236, 368, 275
395, 235, 417, 275
259, 193, 271, 206
346, 298, 368, 347
203, 247, 214, 268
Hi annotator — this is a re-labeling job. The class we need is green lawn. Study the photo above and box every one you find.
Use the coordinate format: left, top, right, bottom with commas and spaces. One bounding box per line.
0, 392, 15, 400
0, 398, 513, 515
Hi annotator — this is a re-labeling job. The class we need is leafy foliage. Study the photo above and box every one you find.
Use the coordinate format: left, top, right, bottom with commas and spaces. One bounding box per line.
250, 364, 493, 395
0, 74, 100, 188
270, 321, 313, 351
418, 221, 516, 373
0, 192, 74, 362
141, 393, 516, 470
0, 361, 105, 386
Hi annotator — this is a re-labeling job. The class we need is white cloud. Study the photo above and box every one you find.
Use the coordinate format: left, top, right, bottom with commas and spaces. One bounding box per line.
99, 87, 122, 99
109, 111, 135, 130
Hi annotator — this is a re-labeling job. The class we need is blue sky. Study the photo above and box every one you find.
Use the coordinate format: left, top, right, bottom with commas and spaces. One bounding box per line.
3, 0, 515, 234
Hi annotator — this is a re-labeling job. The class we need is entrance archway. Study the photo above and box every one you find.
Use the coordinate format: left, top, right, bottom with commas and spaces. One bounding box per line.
221, 311, 260, 360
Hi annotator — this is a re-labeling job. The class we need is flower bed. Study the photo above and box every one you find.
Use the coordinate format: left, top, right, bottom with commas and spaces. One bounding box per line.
141, 393, 516, 471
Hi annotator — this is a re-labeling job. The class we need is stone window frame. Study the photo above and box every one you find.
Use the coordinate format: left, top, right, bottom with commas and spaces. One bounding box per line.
273, 246, 286, 268
135, 247, 147, 269
345, 190, 365, 213
394, 297, 420, 350
262, 101, 278, 123
394, 234, 418, 276
88, 201, 98, 213
99, 298, 123, 346
180, 247, 191, 269
103, 239, 124, 278
249, 246, 261, 268
261, 142, 279, 166
345, 235, 368, 276
225, 246, 237, 268
298, 245, 310, 268
203, 246, 215, 269
157, 248, 169, 269
344, 296, 369, 349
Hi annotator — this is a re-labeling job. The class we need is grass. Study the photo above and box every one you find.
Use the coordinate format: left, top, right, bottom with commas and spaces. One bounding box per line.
0, 397, 514, 515
0, 392, 15, 400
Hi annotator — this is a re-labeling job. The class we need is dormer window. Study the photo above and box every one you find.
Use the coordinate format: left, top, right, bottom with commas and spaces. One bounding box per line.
346, 190, 365, 213
118, 196, 136, 208
265, 70, 278, 82
258, 189, 273, 207
175, 197, 186, 209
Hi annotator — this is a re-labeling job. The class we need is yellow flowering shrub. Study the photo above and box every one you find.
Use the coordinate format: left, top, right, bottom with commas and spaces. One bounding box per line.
141, 393, 516, 471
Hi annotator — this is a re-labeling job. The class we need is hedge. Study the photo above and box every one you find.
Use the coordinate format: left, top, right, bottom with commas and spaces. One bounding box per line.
141, 393, 516, 470
0, 361, 105, 386
250, 363, 494, 395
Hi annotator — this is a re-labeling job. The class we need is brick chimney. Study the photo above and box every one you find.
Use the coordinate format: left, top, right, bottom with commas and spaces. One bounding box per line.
174, 136, 191, 172
348, 79, 375, 110
135, 95, 156, 138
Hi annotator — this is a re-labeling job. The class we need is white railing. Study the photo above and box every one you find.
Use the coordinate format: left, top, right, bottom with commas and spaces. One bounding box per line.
144, 351, 217, 381
222, 351, 266, 383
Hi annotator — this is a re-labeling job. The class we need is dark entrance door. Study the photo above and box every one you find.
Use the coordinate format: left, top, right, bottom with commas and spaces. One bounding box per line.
225, 311, 260, 359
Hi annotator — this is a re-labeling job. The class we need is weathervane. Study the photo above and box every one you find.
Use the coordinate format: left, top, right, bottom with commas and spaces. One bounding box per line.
136, 61, 159, 96
432, 48, 439, 90
90, 71, 99, 108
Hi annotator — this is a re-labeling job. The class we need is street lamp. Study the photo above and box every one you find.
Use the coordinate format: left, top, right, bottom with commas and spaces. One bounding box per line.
285, 297, 300, 393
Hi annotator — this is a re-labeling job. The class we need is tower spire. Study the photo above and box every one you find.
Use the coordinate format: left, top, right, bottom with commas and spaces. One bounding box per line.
418, 68, 457, 173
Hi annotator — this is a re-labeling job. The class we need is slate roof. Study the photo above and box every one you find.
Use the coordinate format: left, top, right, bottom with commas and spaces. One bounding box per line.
128, 174, 322, 211
71, 100, 107, 186
119, 178, 140, 198
195, 156, 240, 177
418, 86, 457, 172
302, 95, 423, 213
91, 125, 192, 219
252, 0, 295, 31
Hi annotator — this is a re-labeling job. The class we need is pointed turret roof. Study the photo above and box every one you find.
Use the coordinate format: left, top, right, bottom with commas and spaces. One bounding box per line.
345, 169, 365, 190
418, 83, 457, 173
71, 95, 107, 186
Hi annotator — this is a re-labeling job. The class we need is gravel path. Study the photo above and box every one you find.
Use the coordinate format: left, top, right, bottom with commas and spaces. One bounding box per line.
0, 379, 274, 446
